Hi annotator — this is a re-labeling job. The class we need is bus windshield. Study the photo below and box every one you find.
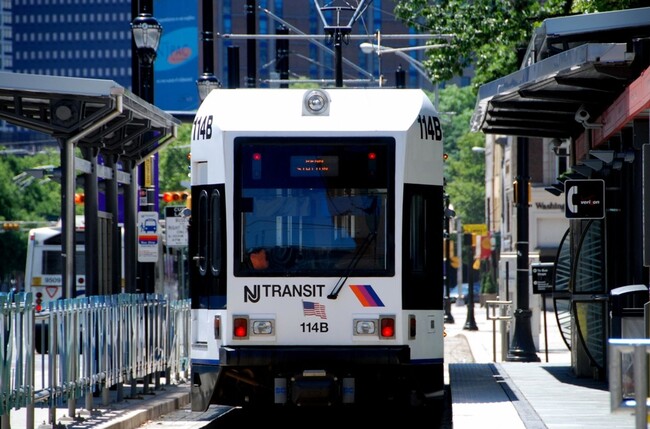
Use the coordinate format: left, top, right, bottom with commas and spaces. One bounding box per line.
234, 137, 395, 277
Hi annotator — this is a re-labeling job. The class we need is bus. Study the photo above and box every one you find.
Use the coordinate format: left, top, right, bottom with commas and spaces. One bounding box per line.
189, 88, 445, 410
24, 217, 87, 353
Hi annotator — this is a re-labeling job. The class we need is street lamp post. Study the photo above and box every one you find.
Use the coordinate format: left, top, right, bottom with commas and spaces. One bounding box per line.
506, 137, 540, 362
132, 4, 162, 296
131, 3, 164, 397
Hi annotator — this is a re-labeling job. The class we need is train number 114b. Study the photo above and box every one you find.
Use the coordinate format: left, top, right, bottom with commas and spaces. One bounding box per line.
300, 322, 329, 333
417, 115, 442, 141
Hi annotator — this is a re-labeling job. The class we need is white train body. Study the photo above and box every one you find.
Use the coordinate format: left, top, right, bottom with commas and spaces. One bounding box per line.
189, 88, 445, 409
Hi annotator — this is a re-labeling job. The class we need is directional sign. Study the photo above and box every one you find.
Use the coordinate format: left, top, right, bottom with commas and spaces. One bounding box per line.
531, 262, 554, 294
137, 211, 159, 262
565, 179, 605, 219
165, 206, 189, 247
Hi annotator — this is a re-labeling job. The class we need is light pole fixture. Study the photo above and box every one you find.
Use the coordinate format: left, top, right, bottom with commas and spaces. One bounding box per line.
197, 74, 222, 102
131, 13, 162, 66
131, 13, 162, 103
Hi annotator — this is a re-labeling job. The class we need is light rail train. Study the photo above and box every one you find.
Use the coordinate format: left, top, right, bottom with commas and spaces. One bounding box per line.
189, 88, 445, 410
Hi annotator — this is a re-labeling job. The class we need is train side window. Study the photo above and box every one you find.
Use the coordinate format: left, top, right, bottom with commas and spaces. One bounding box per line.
210, 189, 222, 275
197, 189, 208, 276
409, 194, 427, 272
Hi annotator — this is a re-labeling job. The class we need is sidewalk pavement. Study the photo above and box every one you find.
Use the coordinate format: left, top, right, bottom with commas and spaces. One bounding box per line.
8, 380, 191, 429
444, 296, 571, 369
444, 297, 638, 429
444, 297, 571, 429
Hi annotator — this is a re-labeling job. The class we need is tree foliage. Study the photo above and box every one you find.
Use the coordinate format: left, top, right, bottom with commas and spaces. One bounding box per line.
398, 0, 644, 224
0, 147, 61, 286
158, 123, 191, 194
394, 0, 643, 91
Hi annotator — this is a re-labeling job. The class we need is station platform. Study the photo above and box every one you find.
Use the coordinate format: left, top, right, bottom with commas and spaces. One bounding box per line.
8, 298, 639, 429
445, 298, 637, 428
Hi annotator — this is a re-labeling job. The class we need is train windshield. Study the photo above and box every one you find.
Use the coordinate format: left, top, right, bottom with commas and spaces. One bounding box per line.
234, 137, 395, 277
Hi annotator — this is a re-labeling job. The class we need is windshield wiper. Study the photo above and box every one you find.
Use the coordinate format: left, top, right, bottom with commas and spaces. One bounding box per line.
327, 231, 377, 300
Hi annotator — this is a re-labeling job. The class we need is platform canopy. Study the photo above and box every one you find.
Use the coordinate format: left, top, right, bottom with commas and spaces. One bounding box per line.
0, 71, 182, 296
0, 71, 180, 162
470, 7, 650, 141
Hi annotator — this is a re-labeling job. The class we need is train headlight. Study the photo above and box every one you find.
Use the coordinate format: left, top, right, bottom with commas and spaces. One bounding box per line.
353, 319, 377, 335
302, 89, 330, 116
252, 320, 274, 335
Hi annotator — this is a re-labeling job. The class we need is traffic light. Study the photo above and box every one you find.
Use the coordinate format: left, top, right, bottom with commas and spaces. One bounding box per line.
161, 191, 189, 203
75, 193, 85, 204
2, 222, 20, 231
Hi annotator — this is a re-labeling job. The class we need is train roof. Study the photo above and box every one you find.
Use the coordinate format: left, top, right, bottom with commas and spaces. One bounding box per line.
196, 88, 436, 134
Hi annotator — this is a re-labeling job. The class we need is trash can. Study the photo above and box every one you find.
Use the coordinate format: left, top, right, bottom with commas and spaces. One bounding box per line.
610, 284, 648, 339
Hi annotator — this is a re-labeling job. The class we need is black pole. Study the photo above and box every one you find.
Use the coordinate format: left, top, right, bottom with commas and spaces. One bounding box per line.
201, 0, 214, 77
132, 0, 157, 295
507, 137, 540, 362
276, 26, 289, 88
395, 65, 406, 89
334, 30, 344, 87
227, 46, 240, 89
246, 0, 257, 88
82, 146, 99, 296
463, 233, 478, 330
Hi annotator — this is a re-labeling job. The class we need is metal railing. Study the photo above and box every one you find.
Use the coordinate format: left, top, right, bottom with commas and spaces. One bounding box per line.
0, 291, 190, 429
608, 338, 650, 429
485, 300, 512, 362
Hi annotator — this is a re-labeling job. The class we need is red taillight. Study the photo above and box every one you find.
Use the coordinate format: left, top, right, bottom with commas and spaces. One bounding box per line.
380, 316, 395, 338
233, 317, 248, 338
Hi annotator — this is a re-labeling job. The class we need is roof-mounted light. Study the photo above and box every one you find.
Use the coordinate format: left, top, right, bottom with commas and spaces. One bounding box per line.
302, 90, 330, 116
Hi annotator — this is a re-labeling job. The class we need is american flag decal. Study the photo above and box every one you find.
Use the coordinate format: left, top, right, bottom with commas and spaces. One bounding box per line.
302, 301, 327, 319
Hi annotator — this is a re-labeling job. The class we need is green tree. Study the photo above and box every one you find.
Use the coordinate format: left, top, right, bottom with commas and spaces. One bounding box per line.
445, 131, 486, 225
437, 84, 476, 160
0, 146, 61, 286
158, 123, 192, 209
394, 0, 643, 90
